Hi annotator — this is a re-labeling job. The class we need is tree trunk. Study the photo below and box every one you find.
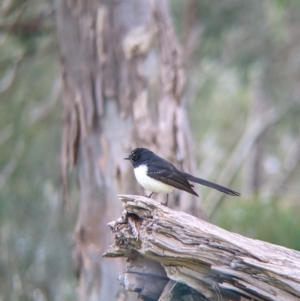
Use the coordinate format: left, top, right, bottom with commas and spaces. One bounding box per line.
105, 195, 300, 301
243, 71, 270, 196
55, 0, 201, 299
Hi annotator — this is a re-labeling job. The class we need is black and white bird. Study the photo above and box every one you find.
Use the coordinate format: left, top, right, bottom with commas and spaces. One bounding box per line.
125, 148, 240, 204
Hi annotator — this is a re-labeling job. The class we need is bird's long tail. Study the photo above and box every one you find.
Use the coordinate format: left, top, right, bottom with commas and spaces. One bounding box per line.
182, 172, 240, 196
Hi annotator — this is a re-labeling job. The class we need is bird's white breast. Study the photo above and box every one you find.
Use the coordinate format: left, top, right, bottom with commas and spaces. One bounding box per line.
134, 165, 174, 193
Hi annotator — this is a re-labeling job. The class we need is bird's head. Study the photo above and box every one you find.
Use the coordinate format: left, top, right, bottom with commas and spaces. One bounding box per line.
124, 148, 153, 167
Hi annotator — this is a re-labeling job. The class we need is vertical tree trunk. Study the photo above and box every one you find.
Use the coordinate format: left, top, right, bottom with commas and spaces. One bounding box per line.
243, 72, 269, 196
55, 0, 201, 300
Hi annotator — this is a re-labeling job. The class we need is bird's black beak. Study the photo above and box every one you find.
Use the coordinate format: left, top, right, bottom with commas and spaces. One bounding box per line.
124, 157, 130, 160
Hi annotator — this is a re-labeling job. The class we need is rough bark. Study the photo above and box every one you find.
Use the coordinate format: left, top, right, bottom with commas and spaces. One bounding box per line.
55, 0, 200, 300
104, 195, 300, 301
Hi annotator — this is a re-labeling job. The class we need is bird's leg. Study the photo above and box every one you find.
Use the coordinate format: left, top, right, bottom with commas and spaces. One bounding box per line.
147, 192, 154, 198
163, 194, 169, 206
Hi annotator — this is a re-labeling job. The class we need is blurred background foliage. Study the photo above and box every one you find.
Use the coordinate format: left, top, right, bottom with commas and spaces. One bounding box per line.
0, 0, 77, 300
0, 0, 300, 300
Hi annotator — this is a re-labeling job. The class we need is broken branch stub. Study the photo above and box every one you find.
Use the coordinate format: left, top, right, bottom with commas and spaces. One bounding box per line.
104, 195, 300, 301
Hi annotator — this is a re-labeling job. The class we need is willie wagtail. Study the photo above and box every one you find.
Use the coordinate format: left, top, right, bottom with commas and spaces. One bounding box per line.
125, 148, 240, 204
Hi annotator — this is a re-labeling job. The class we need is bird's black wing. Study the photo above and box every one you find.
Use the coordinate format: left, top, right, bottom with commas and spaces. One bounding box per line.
182, 172, 240, 196
147, 155, 198, 196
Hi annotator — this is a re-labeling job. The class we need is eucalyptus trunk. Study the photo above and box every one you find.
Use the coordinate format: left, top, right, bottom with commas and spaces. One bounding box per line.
55, 0, 200, 299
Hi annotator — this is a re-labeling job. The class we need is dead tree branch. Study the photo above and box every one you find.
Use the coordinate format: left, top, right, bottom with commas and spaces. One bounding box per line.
104, 195, 300, 301
27, 76, 60, 124
205, 103, 297, 218
0, 54, 23, 95
0, 124, 14, 147
0, 140, 24, 188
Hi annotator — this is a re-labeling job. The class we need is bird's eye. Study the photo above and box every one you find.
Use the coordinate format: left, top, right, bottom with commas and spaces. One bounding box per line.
131, 152, 140, 162
131, 153, 139, 161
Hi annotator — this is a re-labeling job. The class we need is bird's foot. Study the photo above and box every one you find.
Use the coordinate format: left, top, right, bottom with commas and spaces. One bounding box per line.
147, 192, 154, 198
163, 194, 169, 206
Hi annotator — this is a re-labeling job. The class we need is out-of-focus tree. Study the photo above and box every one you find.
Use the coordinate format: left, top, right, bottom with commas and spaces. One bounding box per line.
171, 0, 300, 246
55, 0, 201, 300
0, 1, 77, 300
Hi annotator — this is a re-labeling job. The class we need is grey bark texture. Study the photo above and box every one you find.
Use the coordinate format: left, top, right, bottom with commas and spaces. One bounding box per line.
55, 0, 201, 300
104, 195, 300, 301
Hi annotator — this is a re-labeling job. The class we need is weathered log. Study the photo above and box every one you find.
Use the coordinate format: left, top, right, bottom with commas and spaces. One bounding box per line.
103, 195, 300, 301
